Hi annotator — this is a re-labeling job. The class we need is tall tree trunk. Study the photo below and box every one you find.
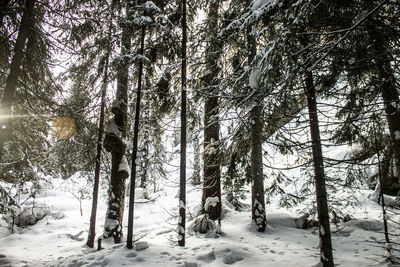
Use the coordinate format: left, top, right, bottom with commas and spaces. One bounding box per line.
87, 10, 113, 248
87, 58, 109, 248
375, 58, 400, 193
0, 0, 36, 161
305, 70, 334, 266
300, 33, 334, 266
127, 21, 146, 249
367, 16, 400, 194
247, 3, 267, 232
103, 4, 131, 244
202, 0, 222, 222
178, 0, 187, 247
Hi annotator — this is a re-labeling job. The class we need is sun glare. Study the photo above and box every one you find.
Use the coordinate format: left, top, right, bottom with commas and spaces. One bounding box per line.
51, 117, 76, 139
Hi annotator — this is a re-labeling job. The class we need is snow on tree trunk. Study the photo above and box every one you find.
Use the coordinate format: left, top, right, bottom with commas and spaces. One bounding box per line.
250, 105, 267, 232
247, 2, 267, 232
103, 8, 131, 243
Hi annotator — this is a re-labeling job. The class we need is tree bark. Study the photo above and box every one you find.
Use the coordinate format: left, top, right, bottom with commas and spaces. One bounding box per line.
305, 70, 334, 267
300, 33, 334, 266
375, 58, 400, 193
192, 135, 201, 185
202, 0, 222, 222
0, 0, 36, 161
103, 5, 131, 244
127, 21, 146, 249
247, 9, 267, 232
178, 0, 187, 247
250, 105, 267, 232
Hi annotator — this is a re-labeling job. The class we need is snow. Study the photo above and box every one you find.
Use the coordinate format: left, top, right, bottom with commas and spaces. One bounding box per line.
142, 1, 162, 13
119, 155, 130, 174
204, 196, 219, 210
1, 145, 400, 266
395, 130, 400, 141
249, 68, 261, 89
320, 225, 325, 236
178, 200, 185, 211
105, 120, 122, 138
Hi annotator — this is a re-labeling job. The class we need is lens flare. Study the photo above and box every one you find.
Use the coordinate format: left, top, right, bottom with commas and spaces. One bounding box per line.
51, 117, 76, 139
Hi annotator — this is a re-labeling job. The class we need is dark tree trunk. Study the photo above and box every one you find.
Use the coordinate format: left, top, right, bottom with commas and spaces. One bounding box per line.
250, 106, 267, 232
87, 14, 112, 248
0, 0, 36, 161
367, 19, 400, 194
127, 22, 146, 249
178, 0, 187, 247
300, 33, 334, 266
246, 5, 266, 231
0, 0, 10, 28
305, 70, 334, 267
375, 59, 400, 193
202, 0, 222, 222
103, 6, 131, 244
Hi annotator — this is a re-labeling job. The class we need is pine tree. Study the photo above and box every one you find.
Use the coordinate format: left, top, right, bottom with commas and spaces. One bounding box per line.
0, 0, 37, 161
202, 0, 222, 223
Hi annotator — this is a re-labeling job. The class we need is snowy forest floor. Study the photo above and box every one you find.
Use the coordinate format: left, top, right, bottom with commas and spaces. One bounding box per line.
1, 175, 400, 267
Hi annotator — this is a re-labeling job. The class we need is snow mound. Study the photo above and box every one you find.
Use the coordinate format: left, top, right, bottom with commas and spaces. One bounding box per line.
267, 213, 313, 229
345, 219, 384, 231
135, 241, 149, 251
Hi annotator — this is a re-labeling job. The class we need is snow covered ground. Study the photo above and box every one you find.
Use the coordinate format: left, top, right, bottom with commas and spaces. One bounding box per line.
0, 172, 399, 267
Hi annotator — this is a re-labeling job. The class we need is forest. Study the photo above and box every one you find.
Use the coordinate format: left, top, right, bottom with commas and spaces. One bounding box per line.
0, 0, 400, 266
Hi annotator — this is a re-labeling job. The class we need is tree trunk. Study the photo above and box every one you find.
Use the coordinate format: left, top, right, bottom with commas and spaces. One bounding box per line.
87, 12, 112, 248
305, 70, 334, 266
375, 59, 400, 193
298, 32, 334, 266
0, 0, 36, 161
127, 21, 146, 249
192, 135, 201, 185
139, 89, 150, 194
103, 5, 131, 244
250, 105, 267, 232
246, 9, 267, 231
178, 0, 187, 247
202, 0, 222, 222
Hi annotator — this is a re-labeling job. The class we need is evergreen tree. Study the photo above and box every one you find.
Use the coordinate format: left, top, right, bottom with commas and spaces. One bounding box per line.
202, 0, 222, 224
0, 0, 37, 161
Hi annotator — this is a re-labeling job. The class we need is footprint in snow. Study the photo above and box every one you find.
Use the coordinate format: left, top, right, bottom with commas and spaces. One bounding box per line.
126, 252, 137, 258
223, 254, 243, 265
196, 251, 216, 263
